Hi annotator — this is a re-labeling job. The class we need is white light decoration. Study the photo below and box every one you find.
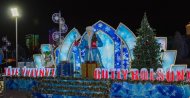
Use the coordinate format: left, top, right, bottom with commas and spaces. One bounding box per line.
2, 37, 7, 42
2, 46, 7, 51
52, 31, 61, 41
10, 8, 19, 17
52, 13, 60, 23
6, 41, 11, 46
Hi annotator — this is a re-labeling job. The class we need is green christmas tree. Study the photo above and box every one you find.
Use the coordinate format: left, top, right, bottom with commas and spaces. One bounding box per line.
131, 13, 162, 71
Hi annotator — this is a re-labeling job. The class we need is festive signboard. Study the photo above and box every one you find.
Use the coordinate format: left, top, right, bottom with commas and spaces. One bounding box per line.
4, 66, 56, 77
94, 68, 190, 82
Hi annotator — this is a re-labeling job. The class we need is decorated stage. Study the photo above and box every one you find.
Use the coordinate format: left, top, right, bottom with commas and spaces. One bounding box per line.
4, 77, 190, 98
2, 13, 190, 98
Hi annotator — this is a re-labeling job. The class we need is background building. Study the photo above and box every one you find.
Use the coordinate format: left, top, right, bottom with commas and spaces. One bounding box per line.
25, 34, 40, 54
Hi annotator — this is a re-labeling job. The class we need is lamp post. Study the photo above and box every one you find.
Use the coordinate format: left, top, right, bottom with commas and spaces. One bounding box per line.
11, 8, 19, 67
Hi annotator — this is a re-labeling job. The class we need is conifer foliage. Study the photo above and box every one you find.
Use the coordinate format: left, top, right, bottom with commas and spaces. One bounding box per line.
131, 13, 162, 70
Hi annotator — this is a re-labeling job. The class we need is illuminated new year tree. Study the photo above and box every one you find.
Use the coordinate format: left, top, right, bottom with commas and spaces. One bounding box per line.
131, 13, 162, 70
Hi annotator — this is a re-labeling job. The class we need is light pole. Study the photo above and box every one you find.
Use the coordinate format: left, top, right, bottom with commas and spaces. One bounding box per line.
11, 8, 19, 67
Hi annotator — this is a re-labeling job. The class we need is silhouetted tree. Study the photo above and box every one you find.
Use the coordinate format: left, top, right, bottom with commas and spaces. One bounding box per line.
173, 32, 189, 63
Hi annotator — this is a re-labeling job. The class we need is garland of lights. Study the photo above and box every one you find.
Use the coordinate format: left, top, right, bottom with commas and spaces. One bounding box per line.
5, 76, 190, 97
5, 76, 190, 85
40, 80, 111, 86
37, 84, 110, 92
33, 88, 109, 97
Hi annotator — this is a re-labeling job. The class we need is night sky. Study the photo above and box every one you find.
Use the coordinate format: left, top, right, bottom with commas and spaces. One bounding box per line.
0, 0, 190, 47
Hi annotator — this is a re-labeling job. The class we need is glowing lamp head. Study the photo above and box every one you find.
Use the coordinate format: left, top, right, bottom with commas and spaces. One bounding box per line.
11, 8, 19, 17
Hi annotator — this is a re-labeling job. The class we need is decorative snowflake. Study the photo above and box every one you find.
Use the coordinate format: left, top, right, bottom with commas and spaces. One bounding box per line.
171, 90, 176, 96
163, 89, 167, 93
98, 23, 103, 28
166, 92, 170, 96
52, 13, 60, 23
115, 42, 119, 46
93, 28, 97, 32
115, 49, 119, 53
165, 87, 169, 91
72, 47, 77, 52
117, 63, 120, 66
121, 32, 125, 36
105, 26, 111, 32
117, 55, 121, 61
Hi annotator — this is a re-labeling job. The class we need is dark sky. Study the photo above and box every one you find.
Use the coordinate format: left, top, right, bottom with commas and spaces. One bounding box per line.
0, 0, 190, 47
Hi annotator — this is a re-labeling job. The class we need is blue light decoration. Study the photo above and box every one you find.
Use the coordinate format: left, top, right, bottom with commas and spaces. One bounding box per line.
155, 37, 179, 72
122, 45, 130, 69
116, 23, 136, 69
6, 78, 190, 98
96, 30, 114, 69
41, 44, 52, 52
6, 79, 38, 91
79, 21, 123, 69
34, 20, 182, 73
93, 21, 122, 69
33, 54, 44, 68
41, 44, 55, 67
111, 82, 190, 98
156, 37, 167, 51
172, 64, 187, 75
7, 18, 190, 98
116, 23, 137, 60
71, 45, 81, 71
59, 28, 81, 61
54, 47, 60, 66
162, 50, 177, 72
56, 20, 180, 71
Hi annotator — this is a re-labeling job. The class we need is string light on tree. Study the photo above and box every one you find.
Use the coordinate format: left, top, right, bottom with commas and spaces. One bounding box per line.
131, 12, 162, 71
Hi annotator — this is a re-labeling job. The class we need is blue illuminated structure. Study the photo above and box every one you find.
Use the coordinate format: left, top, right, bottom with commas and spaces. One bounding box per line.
116, 23, 136, 68
33, 20, 184, 73
59, 28, 81, 61
111, 82, 190, 98
79, 21, 131, 69
11, 20, 190, 98
116, 23, 136, 60
92, 21, 122, 68
162, 50, 177, 72
95, 30, 114, 69
33, 54, 44, 68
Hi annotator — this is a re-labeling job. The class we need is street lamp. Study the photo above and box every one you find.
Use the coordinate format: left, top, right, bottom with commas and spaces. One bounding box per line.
11, 7, 19, 67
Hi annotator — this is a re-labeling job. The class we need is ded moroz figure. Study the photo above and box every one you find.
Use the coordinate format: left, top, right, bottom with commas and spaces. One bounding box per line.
79, 26, 103, 67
